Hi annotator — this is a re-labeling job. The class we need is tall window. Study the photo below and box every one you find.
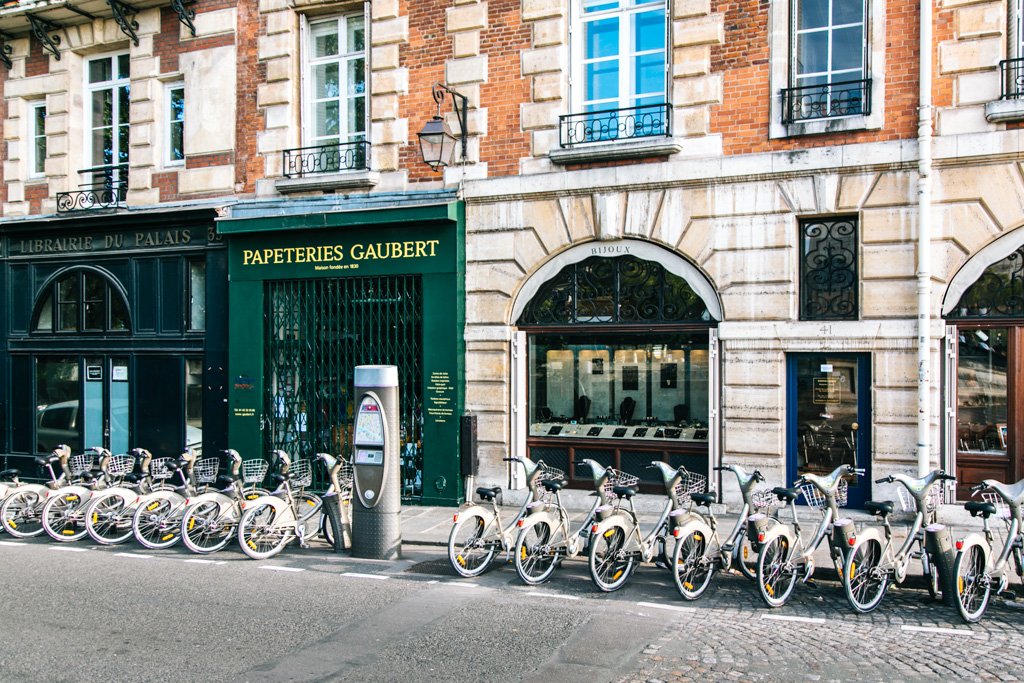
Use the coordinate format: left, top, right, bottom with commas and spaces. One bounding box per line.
166, 83, 185, 165
86, 54, 130, 180
306, 15, 366, 150
33, 269, 130, 334
578, 0, 666, 113
29, 102, 46, 177
188, 259, 206, 331
786, 0, 868, 122
799, 217, 858, 320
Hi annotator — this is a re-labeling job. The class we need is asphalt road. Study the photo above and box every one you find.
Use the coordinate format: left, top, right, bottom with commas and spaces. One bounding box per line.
0, 536, 1021, 683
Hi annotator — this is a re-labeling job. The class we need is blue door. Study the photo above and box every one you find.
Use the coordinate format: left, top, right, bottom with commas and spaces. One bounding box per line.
787, 353, 872, 509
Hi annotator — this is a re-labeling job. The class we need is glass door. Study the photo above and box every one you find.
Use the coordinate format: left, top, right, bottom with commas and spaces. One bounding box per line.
787, 353, 872, 508
36, 356, 130, 454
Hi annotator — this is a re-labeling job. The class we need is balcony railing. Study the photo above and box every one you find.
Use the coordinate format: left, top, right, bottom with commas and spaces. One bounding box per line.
56, 164, 128, 213
282, 141, 369, 178
781, 79, 872, 124
559, 103, 671, 148
1000, 58, 1024, 100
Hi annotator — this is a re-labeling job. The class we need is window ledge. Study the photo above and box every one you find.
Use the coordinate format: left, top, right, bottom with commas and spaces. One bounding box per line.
985, 99, 1024, 123
548, 137, 682, 165
275, 170, 379, 194
771, 114, 880, 139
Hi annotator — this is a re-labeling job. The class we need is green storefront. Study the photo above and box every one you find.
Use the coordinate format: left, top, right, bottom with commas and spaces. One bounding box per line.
218, 194, 466, 506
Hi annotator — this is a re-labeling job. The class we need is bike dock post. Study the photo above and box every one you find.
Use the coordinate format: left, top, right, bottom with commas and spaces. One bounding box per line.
351, 365, 402, 560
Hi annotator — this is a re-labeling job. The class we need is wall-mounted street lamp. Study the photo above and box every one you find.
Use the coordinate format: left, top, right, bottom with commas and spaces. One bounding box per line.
417, 83, 468, 172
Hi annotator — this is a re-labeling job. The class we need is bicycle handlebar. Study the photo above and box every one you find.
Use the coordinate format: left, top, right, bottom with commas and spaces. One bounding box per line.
970, 483, 986, 495
875, 476, 892, 484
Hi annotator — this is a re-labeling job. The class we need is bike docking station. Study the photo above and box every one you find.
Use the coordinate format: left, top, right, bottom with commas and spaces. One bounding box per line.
351, 365, 402, 560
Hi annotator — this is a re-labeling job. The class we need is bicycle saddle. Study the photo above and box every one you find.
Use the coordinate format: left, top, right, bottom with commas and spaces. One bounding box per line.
0, 468, 19, 479
542, 479, 567, 492
612, 485, 636, 499
773, 486, 800, 502
217, 474, 241, 486
34, 455, 59, 466
122, 473, 143, 484
864, 500, 895, 517
476, 486, 500, 501
690, 492, 716, 507
965, 500, 997, 518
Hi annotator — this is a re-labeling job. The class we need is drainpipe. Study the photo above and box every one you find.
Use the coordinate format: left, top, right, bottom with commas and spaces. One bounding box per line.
916, 0, 934, 477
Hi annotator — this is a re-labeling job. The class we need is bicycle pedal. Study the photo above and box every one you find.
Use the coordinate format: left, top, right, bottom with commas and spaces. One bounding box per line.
803, 578, 818, 588
998, 590, 1018, 601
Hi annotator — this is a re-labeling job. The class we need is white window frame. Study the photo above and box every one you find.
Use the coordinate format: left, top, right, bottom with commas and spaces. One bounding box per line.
28, 101, 46, 178
1012, 0, 1024, 61
84, 51, 130, 179
300, 12, 368, 151
165, 82, 185, 167
769, 0, 885, 138
569, 0, 669, 115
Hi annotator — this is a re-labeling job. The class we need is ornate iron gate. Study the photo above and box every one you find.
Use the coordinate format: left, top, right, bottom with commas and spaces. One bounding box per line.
264, 275, 424, 497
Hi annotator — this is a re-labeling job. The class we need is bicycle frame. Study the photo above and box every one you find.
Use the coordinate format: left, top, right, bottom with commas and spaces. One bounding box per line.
956, 483, 1024, 592
674, 465, 764, 571
452, 456, 547, 554
519, 459, 615, 558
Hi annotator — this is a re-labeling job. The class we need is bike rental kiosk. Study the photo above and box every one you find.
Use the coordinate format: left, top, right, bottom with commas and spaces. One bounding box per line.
351, 365, 402, 559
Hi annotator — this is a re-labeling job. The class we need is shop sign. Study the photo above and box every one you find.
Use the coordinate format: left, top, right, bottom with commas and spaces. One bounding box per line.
812, 377, 840, 404
8, 228, 212, 257
239, 240, 441, 268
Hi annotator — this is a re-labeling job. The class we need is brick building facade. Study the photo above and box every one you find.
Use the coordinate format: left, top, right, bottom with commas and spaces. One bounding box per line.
0, 0, 1022, 506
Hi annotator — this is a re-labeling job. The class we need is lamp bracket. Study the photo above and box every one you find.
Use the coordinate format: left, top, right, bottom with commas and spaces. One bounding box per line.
431, 82, 468, 163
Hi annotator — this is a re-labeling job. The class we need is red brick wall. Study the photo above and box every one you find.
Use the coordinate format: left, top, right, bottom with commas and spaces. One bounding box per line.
153, 4, 236, 75
235, 1, 265, 194
400, 0, 452, 183
25, 183, 46, 214
25, 37, 49, 78
478, 0, 530, 177
712, 0, 922, 155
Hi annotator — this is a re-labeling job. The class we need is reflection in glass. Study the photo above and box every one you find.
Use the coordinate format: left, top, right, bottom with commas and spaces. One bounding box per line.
957, 328, 1008, 454
793, 355, 860, 481
185, 359, 203, 455
189, 260, 206, 331
36, 358, 81, 452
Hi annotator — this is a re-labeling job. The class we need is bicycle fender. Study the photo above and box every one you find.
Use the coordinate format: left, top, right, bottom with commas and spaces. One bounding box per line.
4, 483, 47, 499
240, 494, 294, 523
954, 533, 990, 571
84, 487, 137, 512
46, 484, 92, 502
516, 509, 558, 535
452, 504, 496, 527
184, 491, 234, 510
757, 524, 794, 556
589, 513, 629, 539
674, 517, 714, 544
850, 525, 883, 549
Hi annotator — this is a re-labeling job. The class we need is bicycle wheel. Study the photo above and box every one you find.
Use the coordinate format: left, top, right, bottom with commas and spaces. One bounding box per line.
132, 494, 185, 549
734, 533, 757, 580
673, 528, 714, 600
1, 490, 45, 538
953, 545, 991, 623
85, 491, 136, 545
448, 511, 499, 578
756, 535, 797, 607
514, 519, 560, 585
588, 523, 635, 592
181, 501, 236, 554
237, 502, 291, 560
843, 538, 888, 613
42, 492, 89, 542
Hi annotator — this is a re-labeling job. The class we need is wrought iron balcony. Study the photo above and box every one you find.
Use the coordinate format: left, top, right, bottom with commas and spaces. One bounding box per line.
781, 79, 872, 124
559, 103, 671, 148
1000, 58, 1024, 100
282, 141, 369, 178
56, 164, 128, 213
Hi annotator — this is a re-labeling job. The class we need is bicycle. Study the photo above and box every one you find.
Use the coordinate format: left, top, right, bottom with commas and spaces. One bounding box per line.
950, 478, 1024, 623
447, 455, 560, 578
235, 450, 321, 559
179, 449, 272, 554
754, 463, 863, 608
587, 462, 706, 592
316, 452, 354, 550
0, 446, 72, 538
81, 449, 154, 545
670, 464, 769, 600
512, 459, 626, 585
842, 469, 957, 613
40, 447, 118, 542
131, 448, 219, 549
0, 466, 22, 504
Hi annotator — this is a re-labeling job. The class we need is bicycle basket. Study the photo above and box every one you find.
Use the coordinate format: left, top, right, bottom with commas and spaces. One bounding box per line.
107, 455, 136, 478
600, 469, 640, 500
673, 469, 707, 503
751, 488, 776, 512
150, 457, 174, 480
337, 458, 354, 489
192, 458, 219, 484
896, 485, 942, 514
537, 463, 566, 483
289, 460, 313, 488
981, 492, 1011, 519
800, 479, 848, 508
69, 454, 94, 476
241, 459, 269, 484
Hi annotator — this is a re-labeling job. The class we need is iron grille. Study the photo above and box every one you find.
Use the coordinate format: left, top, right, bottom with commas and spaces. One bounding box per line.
264, 275, 424, 497
781, 79, 871, 124
282, 141, 369, 178
56, 164, 128, 213
948, 245, 1024, 319
1000, 58, 1024, 100
799, 217, 858, 321
559, 103, 671, 148
517, 254, 712, 326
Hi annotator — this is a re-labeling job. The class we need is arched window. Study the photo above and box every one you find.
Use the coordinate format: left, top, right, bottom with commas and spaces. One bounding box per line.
947, 245, 1024, 320
517, 254, 713, 325
33, 268, 130, 333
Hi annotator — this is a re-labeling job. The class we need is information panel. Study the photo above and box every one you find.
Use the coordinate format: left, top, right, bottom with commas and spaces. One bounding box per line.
354, 397, 385, 445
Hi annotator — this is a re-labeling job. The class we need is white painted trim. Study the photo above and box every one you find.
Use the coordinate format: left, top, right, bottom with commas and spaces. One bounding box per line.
508, 239, 723, 323
942, 228, 1024, 316
164, 82, 185, 167
27, 101, 46, 179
